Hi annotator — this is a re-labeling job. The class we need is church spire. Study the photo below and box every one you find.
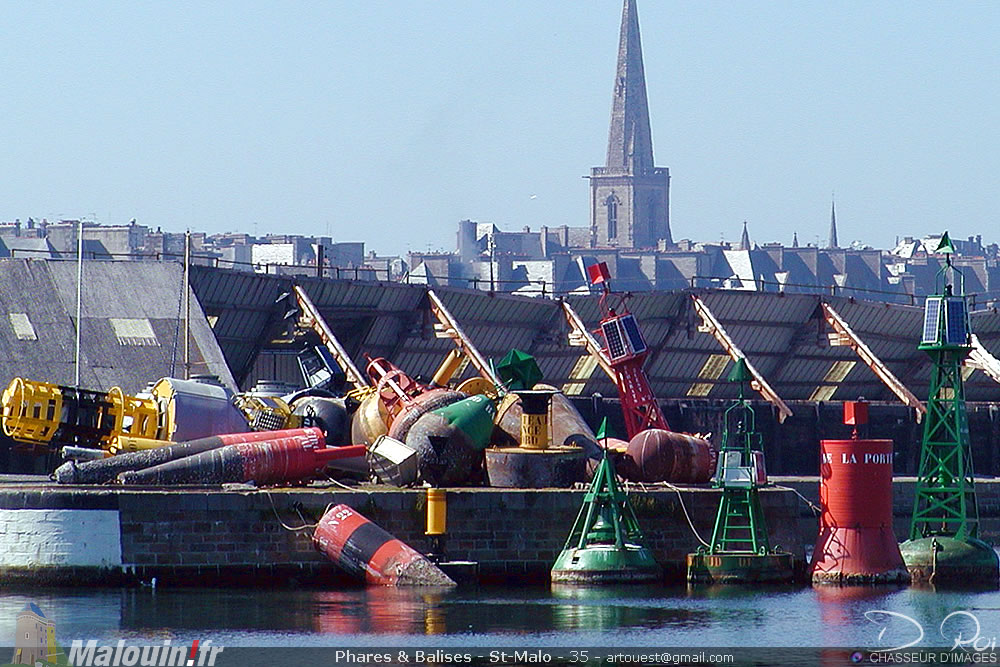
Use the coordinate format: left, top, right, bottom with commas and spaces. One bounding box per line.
740, 221, 751, 251
589, 0, 670, 249
606, 0, 654, 175
828, 195, 839, 248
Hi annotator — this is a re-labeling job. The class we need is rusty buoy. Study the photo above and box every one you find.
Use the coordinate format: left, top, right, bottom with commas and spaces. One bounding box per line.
626, 429, 714, 484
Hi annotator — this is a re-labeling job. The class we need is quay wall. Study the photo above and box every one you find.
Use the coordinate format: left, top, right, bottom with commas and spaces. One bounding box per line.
3, 479, 1000, 587
0, 485, 801, 586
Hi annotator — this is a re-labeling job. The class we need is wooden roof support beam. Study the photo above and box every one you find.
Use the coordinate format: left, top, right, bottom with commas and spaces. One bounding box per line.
426, 289, 503, 387
293, 285, 369, 391
821, 301, 926, 418
560, 299, 617, 382
967, 334, 1000, 385
690, 294, 794, 423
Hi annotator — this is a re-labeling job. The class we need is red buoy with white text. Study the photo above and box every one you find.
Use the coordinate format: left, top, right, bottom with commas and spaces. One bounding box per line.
810, 401, 909, 584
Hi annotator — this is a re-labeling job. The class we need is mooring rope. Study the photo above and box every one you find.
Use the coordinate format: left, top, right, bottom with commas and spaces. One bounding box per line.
661, 481, 712, 548
622, 478, 711, 548
265, 491, 337, 532
771, 484, 821, 515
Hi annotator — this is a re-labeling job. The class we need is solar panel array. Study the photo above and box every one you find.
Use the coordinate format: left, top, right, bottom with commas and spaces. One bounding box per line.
602, 320, 627, 360
944, 297, 969, 345
922, 297, 941, 344
620, 314, 647, 355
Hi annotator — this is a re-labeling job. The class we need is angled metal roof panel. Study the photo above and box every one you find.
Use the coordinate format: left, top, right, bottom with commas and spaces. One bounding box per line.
0, 259, 234, 393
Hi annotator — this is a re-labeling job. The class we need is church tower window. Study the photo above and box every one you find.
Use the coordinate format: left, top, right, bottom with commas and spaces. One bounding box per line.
606, 195, 619, 239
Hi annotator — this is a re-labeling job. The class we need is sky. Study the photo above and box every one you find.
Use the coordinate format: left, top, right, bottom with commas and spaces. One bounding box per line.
1, 1, 998, 257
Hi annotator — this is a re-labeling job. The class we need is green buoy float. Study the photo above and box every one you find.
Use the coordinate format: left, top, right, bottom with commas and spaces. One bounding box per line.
550, 419, 660, 584
686, 358, 794, 584
899, 232, 999, 586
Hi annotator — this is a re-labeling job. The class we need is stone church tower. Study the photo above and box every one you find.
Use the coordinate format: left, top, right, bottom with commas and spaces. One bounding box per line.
590, 0, 671, 249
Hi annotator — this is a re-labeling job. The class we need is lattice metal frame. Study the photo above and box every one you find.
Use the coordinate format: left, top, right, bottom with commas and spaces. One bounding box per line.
909, 242, 980, 541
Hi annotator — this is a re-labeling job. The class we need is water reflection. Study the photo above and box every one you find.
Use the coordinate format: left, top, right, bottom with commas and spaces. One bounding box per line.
550, 584, 711, 632
0, 583, 998, 649
312, 587, 454, 635
684, 583, 796, 632
812, 584, 906, 648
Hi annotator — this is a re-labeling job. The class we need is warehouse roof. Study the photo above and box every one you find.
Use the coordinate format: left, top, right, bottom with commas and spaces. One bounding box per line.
190, 265, 1000, 405
0, 258, 235, 394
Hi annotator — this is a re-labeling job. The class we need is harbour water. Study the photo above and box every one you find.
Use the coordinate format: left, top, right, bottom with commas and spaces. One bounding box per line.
3, 583, 1000, 653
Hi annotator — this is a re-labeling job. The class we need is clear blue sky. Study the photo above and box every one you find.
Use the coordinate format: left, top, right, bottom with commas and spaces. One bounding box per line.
1, 2, 998, 257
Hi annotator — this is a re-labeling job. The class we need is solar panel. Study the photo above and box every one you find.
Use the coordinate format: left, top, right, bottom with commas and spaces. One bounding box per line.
620, 314, 647, 355
944, 297, 969, 345
602, 321, 627, 359
922, 297, 942, 344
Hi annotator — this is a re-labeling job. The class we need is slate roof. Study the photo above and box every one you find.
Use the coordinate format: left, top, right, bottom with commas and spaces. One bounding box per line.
0, 258, 235, 394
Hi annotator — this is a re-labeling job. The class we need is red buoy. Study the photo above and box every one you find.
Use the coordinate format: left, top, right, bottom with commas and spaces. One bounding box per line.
810, 437, 909, 584
54, 428, 322, 485
117, 428, 365, 485
313, 505, 454, 586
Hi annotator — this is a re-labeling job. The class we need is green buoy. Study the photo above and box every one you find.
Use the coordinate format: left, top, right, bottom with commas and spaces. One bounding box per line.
550, 419, 660, 584
686, 358, 794, 584
495, 349, 543, 392
900, 232, 999, 586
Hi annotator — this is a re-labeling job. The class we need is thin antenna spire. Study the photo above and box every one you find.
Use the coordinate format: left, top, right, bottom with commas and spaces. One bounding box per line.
828, 193, 839, 249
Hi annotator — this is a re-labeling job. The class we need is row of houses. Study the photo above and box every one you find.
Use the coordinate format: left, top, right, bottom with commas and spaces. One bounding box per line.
0, 218, 407, 281
406, 221, 1000, 305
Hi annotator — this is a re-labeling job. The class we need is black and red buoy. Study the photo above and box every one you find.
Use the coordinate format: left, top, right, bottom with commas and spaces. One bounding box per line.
117, 428, 364, 485
53, 428, 322, 485
313, 504, 454, 586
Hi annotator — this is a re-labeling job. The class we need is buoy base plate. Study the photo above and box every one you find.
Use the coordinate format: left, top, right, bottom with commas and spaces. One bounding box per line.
435, 560, 479, 586
899, 536, 999, 586
686, 552, 795, 585
486, 446, 585, 488
551, 544, 660, 584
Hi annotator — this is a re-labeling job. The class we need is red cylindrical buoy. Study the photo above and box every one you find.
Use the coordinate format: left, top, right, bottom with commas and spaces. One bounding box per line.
625, 429, 714, 484
810, 438, 909, 584
313, 504, 455, 586
53, 428, 316, 484
117, 428, 365, 485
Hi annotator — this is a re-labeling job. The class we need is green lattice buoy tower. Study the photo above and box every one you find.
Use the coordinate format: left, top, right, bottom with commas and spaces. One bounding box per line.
899, 232, 999, 585
551, 419, 660, 584
686, 358, 793, 584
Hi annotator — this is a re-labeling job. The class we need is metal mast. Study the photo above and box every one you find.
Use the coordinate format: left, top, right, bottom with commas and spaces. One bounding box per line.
909, 232, 979, 541
708, 358, 770, 554
586, 261, 669, 438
